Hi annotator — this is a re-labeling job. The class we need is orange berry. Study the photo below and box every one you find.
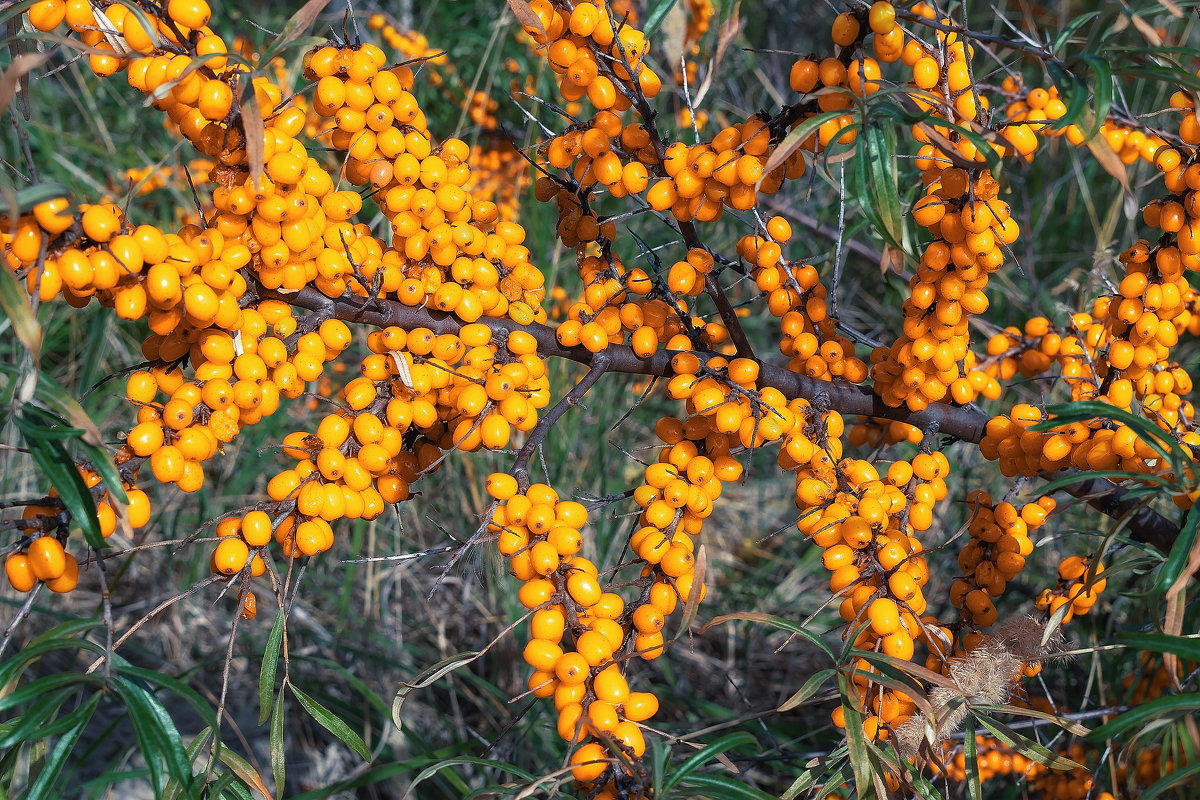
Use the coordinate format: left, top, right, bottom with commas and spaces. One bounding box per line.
28, 536, 67, 581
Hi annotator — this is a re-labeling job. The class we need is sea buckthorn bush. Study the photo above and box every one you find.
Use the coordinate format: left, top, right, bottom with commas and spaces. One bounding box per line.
2, 0, 1200, 797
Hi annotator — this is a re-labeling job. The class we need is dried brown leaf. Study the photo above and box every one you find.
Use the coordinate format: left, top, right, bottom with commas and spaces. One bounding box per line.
659, 4, 688, 74
242, 89, 265, 183
506, 0, 545, 39
1130, 13, 1163, 45
0, 52, 50, 117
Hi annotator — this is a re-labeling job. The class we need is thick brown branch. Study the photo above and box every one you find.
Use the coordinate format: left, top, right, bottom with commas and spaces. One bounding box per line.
271, 285, 988, 439
267, 286, 1182, 549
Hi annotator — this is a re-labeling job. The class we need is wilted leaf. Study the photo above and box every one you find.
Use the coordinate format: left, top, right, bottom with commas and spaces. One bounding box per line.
0, 52, 50, 117
391, 651, 480, 731
658, 3, 688, 74
506, 0, 544, 38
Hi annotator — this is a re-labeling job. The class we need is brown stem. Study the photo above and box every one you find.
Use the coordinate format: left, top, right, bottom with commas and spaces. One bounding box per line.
265, 285, 1182, 549
512, 353, 611, 491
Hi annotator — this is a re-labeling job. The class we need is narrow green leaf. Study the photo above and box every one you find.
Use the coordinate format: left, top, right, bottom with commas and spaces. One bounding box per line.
287, 758, 449, 800
15, 407, 103, 548
11, 182, 70, 214
271, 685, 286, 795
976, 714, 1082, 770
1153, 505, 1199, 594
259, 611, 285, 724
405, 755, 534, 798
1083, 55, 1112, 140
856, 121, 904, 251
0, 672, 103, 713
291, 656, 390, 717
111, 675, 195, 793
759, 111, 844, 181
1087, 693, 1200, 742
392, 651, 480, 731
264, 0, 334, 60
697, 613, 833, 661
1118, 632, 1200, 663
972, 704, 1090, 737
0, 688, 76, 749
838, 673, 875, 799
0, 264, 41, 361
674, 773, 778, 799
164, 727, 212, 800
1052, 11, 1100, 53
115, 663, 218, 731
663, 732, 756, 790
216, 744, 273, 800
1138, 760, 1200, 800
1111, 63, 1200, 93
781, 770, 816, 800
24, 695, 98, 800
1044, 63, 1088, 132
642, 0, 681, 37
290, 684, 370, 761
964, 716, 982, 800
778, 668, 835, 712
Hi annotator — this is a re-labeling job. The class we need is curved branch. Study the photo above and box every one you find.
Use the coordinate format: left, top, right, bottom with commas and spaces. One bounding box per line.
267, 285, 1182, 549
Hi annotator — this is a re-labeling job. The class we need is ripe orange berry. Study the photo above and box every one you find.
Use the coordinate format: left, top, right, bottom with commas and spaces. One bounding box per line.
44, 554, 79, 593
5, 552, 37, 592
867, 597, 900, 636
28, 536, 67, 581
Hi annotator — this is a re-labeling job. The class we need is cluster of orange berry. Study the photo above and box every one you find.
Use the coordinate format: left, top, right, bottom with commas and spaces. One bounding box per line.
302, 45, 548, 325
737, 224, 868, 380
871, 166, 1014, 411
1122, 650, 1196, 704
1034, 553, 1106, 625
123, 158, 214, 197
793, 420, 945, 740
932, 734, 1035, 782
846, 417, 922, 448
950, 493, 1046, 630
979, 169, 1200, 487
553, 247, 730, 355
999, 79, 1086, 154
465, 136, 532, 223
4, 511, 78, 594
521, 0, 662, 112
487, 474, 659, 791
671, 0, 714, 89
6, 0, 550, 604
1026, 743, 1119, 800
644, 119, 805, 221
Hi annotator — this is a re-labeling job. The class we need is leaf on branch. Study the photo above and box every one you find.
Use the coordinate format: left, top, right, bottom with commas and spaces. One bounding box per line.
242, 89, 265, 184
758, 110, 841, 187
880, 243, 904, 275
1085, 136, 1135, 217
391, 651, 480, 732
291, 684, 371, 760
1129, 13, 1163, 46
677, 543, 706, 634
0, 52, 51, 117
271, 0, 333, 53
505, 0, 545, 39
0, 262, 42, 364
